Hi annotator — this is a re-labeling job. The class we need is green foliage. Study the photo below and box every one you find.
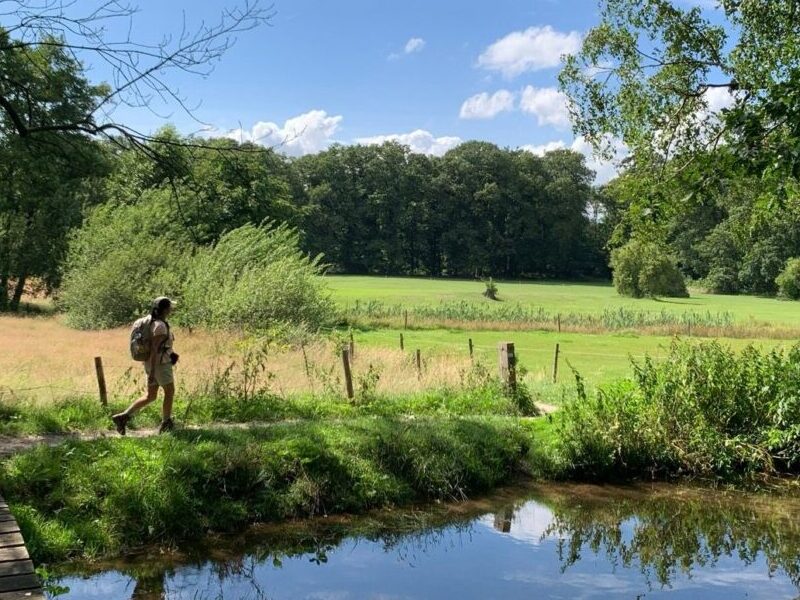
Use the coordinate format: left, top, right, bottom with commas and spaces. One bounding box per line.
0, 418, 530, 562
59, 198, 190, 329
295, 141, 603, 279
610, 241, 688, 298
560, 0, 800, 186
0, 33, 109, 311
776, 258, 800, 300
180, 223, 334, 331
557, 341, 800, 481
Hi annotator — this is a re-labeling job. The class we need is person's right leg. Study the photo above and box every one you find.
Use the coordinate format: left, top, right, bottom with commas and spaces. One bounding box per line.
112, 385, 158, 435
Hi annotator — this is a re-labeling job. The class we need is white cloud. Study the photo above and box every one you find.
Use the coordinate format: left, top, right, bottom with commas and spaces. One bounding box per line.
389, 37, 426, 60
224, 110, 343, 156
355, 129, 462, 157
520, 140, 567, 156
520, 135, 627, 185
478, 25, 582, 78
459, 90, 516, 120
519, 86, 571, 129
703, 86, 735, 114
404, 37, 426, 54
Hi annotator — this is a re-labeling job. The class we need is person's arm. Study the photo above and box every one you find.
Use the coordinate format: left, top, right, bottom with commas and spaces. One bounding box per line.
148, 333, 166, 385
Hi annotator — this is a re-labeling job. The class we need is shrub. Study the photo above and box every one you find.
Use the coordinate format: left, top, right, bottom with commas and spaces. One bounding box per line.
776, 258, 800, 300
610, 240, 688, 298
180, 223, 335, 331
703, 266, 739, 294
59, 198, 190, 329
557, 341, 800, 481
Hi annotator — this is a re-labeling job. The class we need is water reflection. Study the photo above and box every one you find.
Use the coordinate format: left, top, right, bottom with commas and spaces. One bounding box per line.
52, 484, 800, 599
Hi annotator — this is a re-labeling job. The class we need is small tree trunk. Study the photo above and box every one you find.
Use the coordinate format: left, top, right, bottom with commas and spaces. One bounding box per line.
0, 272, 7, 312
9, 272, 26, 311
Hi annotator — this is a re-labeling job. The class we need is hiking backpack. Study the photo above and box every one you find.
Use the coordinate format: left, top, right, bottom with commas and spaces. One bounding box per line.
129, 315, 154, 361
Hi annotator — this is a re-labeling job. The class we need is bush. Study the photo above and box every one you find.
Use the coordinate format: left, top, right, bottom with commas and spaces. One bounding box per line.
703, 266, 739, 294
557, 341, 800, 481
610, 240, 688, 298
59, 198, 190, 329
776, 258, 800, 300
180, 223, 335, 331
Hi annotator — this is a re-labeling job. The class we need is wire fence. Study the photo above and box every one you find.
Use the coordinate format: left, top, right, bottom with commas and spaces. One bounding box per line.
0, 333, 677, 403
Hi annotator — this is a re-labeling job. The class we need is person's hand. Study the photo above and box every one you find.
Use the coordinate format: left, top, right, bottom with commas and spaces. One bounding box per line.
147, 372, 157, 387
170, 352, 180, 365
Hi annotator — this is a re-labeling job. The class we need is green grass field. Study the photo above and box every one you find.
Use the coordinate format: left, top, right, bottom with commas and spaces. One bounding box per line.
328, 276, 800, 325
330, 276, 796, 386
353, 328, 784, 385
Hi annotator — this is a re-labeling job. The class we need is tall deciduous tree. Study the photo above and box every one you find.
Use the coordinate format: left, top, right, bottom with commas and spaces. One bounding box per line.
560, 0, 800, 197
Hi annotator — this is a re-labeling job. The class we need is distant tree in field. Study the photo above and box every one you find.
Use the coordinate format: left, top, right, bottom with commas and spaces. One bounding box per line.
611, 240, 688, 298
776, 259, 800, 300
483, 278, 499, 300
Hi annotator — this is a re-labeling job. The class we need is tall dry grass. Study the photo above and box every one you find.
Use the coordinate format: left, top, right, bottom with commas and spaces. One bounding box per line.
2, 315, 478, 403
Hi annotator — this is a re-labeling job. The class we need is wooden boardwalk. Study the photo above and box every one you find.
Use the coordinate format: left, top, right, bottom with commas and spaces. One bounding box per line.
0, 496, 42, 600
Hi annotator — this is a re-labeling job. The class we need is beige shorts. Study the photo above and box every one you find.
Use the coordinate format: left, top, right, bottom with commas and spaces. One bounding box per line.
145, 362, 174, 387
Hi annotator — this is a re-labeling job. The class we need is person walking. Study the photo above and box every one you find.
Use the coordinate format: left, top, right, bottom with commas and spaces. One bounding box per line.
112, 296, 180, 435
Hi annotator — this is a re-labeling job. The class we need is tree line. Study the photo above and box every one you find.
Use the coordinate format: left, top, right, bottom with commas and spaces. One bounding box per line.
1, 119, 612, 313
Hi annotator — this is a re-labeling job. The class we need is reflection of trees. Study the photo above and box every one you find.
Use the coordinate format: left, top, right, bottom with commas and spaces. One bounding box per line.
54, 501, 489, 599
537, 488, 800, 589
53, 485, 800, 597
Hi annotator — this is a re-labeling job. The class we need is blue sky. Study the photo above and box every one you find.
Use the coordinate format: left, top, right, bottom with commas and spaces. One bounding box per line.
96, 0, 719, 182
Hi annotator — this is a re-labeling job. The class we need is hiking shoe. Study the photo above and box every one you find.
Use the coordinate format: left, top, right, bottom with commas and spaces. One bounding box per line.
112, 413, 129, 436
158, 418, 175, 434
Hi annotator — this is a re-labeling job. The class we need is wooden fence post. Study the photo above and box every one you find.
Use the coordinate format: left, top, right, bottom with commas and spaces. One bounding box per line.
349, 331, 355, 360
498, 342, 516, 392
468, 338, 474, 360
415, 349, 422, 379
404, 309, 409, 330
557, 314, 562, 333
552, 343, 560, 384
400, 333, 405, 351
94, 356, 108, 407
341, 347, 354, 400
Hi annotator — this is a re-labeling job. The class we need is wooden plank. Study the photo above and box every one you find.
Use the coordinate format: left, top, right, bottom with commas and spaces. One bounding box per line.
0, 518, 15, 525
0, 561, 33, 577
0, 547, 28, 563
0, 591, 45, 600
0, 524, 19, 536
0, 534, 24, 549
0, 575, 40, 593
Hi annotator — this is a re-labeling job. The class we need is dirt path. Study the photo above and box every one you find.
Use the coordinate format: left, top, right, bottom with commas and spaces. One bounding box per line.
0, 422, 268, 458
0, 403, 559, 458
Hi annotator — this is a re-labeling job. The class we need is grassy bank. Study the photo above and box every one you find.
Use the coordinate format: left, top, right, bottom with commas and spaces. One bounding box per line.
0, 417, 533, 563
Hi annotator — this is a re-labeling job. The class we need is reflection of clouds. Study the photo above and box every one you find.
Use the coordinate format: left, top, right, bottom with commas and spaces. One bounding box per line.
479, 502, 556, 546
504, 571, 640, 599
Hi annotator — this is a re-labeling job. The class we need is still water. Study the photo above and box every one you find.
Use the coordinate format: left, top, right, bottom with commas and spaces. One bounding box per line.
52, 483, 800, 599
